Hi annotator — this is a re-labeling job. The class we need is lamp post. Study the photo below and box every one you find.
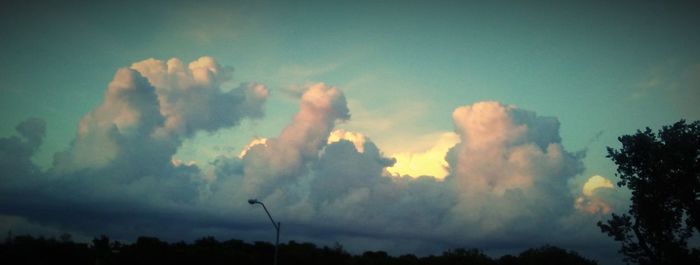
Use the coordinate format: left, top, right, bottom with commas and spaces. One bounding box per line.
248, 199, 280, 265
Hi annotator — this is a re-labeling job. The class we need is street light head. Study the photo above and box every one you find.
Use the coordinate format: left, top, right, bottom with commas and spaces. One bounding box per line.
248, 197, 279, 265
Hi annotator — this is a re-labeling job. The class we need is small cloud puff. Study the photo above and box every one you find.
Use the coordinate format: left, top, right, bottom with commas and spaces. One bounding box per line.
576, 175, 615, 214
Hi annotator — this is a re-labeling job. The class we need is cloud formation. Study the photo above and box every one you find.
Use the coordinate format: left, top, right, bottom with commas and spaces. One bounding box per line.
1, 56, 270, 239
131, 57, 268, 138
0, 57, 622, 262
52, 56, 269, 174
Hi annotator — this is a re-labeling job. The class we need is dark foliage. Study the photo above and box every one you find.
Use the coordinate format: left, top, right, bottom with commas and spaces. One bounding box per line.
0, 233, 598, 265
599, 120, 700, 265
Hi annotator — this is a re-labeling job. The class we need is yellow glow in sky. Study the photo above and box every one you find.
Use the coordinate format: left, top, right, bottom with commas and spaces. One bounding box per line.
576, 175, 615, 214
386, 132, 459, 179
582, 175, 614, 196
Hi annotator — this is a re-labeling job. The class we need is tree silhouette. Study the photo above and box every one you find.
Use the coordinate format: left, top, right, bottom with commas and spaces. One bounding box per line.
440, 248, 495, 265
598, 120, 700, 265
514, 245, 597, 265
1, 233, 599, 265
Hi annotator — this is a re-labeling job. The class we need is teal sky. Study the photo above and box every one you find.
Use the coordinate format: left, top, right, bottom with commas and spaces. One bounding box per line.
3, 1, 698, 181
1, 1, 699, 262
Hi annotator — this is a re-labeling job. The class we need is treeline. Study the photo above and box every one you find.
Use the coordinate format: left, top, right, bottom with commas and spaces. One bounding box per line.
1, 234, 598, 265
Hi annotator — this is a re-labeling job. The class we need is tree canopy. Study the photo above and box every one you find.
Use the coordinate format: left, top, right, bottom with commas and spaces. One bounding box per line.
1, 234, 598, 265
599, 120, 700, 265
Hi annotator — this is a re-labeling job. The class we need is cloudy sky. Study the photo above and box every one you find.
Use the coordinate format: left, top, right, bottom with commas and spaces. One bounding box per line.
1, 1, 699, 264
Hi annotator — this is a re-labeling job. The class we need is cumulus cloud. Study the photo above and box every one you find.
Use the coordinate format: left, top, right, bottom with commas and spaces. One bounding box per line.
1, 56, 269, 239
52, 56, 269, 174
0, 57, 621, 262
210, 99, 590, 250
230, 83, 351, 197
131, 57, 268, 138
52, 68, 165, 172
448, 102, 571, 193
435, 102, 584, 240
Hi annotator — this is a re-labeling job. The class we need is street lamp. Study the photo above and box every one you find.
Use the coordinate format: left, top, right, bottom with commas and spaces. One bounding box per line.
248, 199, 280, 265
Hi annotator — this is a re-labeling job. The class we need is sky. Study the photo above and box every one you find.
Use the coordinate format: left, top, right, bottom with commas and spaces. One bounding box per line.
1, 1, 699, 264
